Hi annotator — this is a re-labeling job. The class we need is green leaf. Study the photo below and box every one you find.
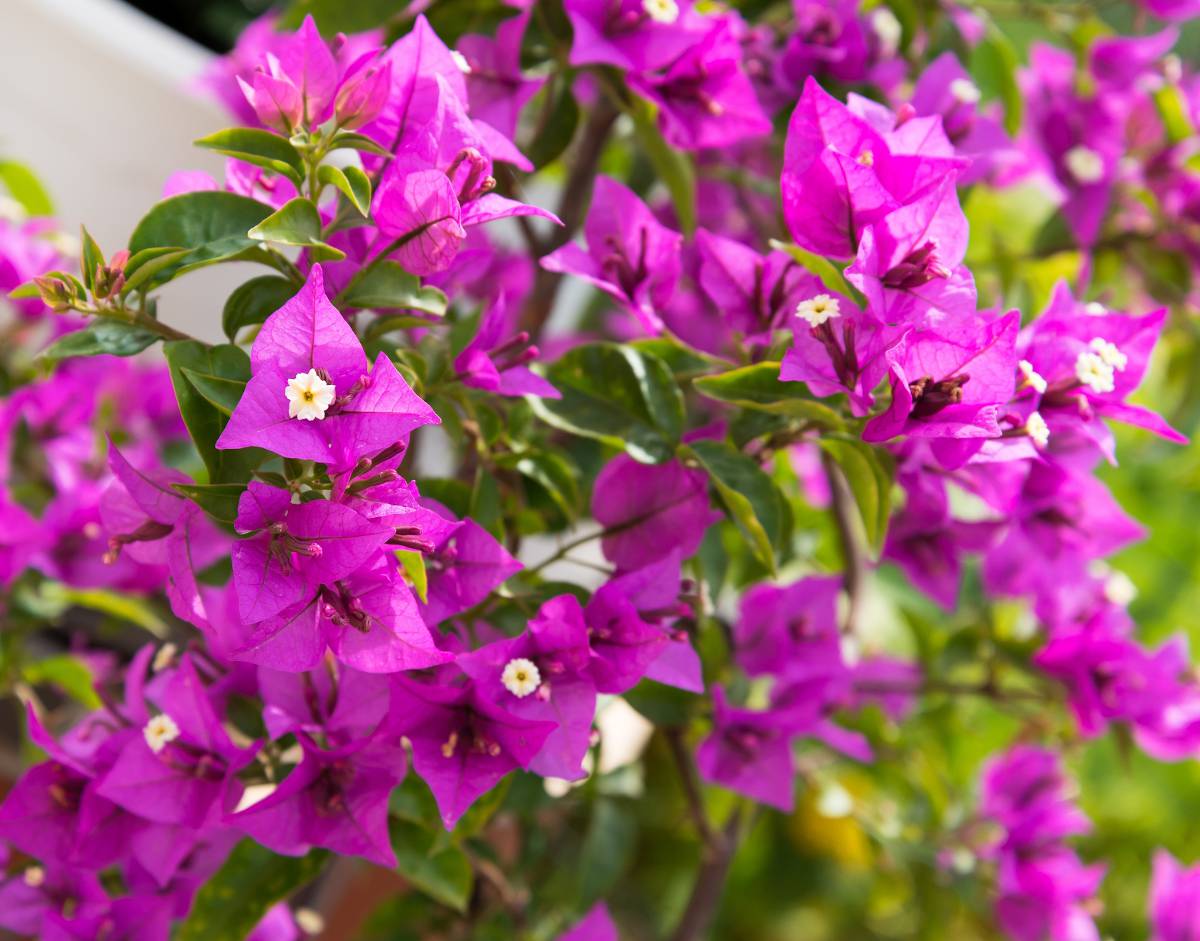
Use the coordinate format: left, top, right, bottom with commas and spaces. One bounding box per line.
177, 841, 328, 941
624, 682, 700, 727
819, 437, 894, 554
248, 197, 346, 260
38, 319, 158, 364
122, 247, 192, 294
972, 32, 1023, 137
389, 818, 474, 912
629, 337, 729, 381
1154, 84, 1195, 146
177, 343, 251, 415
318, 163, 372, 216
528, 82, 580, 169
626, 96, 695, 235
577, 798, 637, 907
23, 655, 101, 709
164, 341, 262, 484
529, 343, 684, 464
0, 159, 54, 216
194, 128, 305, 185
80, 226, 104, 291
38, 582, 168, 637
128, 192, 276, 287
684, 439, 786, 574
768, 240, 858, 300
695, 362, 846, 427
330, 130, 394, 156
223, 275, 299, 340
511, 451, 580, 520
342, 260, 448, 315
397, 549, 429, 604
174, 483, 245, 523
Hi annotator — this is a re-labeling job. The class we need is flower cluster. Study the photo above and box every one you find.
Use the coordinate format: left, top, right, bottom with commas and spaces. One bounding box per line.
0, 1, 1198, 938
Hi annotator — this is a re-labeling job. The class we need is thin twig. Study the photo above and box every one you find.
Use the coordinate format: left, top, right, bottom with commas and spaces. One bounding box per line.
821, 451, 865, 636
668, 807, 746, 941
520, 98, 619, 334
665, 729, 717, 852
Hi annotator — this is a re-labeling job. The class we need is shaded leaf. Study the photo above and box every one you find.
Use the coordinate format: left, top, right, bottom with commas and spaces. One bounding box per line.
684, 439, 786, 574
176, 841, 328, 941
248, 197, 346, 260
38, 319, 158, 364
342, 260, 448, 315
128, 192, 276, 287
819, 437, 893, 554
695, 362, 846, 427
529, 343, 684, 464
389, 818, 474, 912
223, 275, 299, 340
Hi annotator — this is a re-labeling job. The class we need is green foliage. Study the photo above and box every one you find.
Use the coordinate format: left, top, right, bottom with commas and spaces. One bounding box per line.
38, 319, 159, 363
529, 342, 686, 464
194, 128, 306, 186
127, 191, 276, 287
177, 841, 329, 941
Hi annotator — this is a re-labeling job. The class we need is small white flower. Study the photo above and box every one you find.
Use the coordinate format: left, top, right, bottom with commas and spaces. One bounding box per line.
949, 78, 981, 105
152, 642, 178, 673
1103, 569, 1138, 607
1025, 412, 1050, 448
1074, 350, 1116, 394
501, 657, 542, 698
1017, 359, 1047, 394
795, 293, 841, 327
1088, 337, 1127, 372
950, 848, 976, 874
816, 782, 854, 818
23, 866, 45, 888
1084, 301, 1108, 316
295, 909, 326, 935
1064, 145, 1105, 184
449, 50, 472, 74
642, 0, 679, 24
871, 7, 902, 54
144, 713, 181, 754
285, 369, 336, 421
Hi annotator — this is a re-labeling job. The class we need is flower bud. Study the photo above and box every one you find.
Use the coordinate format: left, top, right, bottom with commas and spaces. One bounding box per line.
238, 67, 304, 134
92, 248, 129, 300
334, 60, 392, 130
34, 274, 75, 312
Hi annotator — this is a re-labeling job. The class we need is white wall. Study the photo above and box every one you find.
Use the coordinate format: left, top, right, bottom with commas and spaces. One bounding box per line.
0, 0, 249, 342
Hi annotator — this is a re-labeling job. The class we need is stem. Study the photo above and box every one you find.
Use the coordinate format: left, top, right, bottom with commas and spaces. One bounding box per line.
520, 97, 619, 333
665, 729, 717, 852
668, 807, 746, 941
822, 451, 864, 636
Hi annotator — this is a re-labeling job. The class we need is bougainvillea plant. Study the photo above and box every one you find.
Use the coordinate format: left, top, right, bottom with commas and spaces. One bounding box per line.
2, 0, 1200, 938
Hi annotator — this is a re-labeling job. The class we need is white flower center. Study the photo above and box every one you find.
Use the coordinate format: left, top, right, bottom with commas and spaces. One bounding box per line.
1064, 146, 1105, 184
642, 0, 679, 23
856, 150, 875, 167
501, 657, 542, 698
949, 78, 981, 105
796, 293, 841, 327
1084, 301, 1108, 316
23, 866, 45, 888
1025, 412, 1050, 447
285, 369, 336, 421
144, 713, 181, 754
1074, 351, 1115, 394
1088, 337, 1127, 372
1017, 359, 1047, 394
